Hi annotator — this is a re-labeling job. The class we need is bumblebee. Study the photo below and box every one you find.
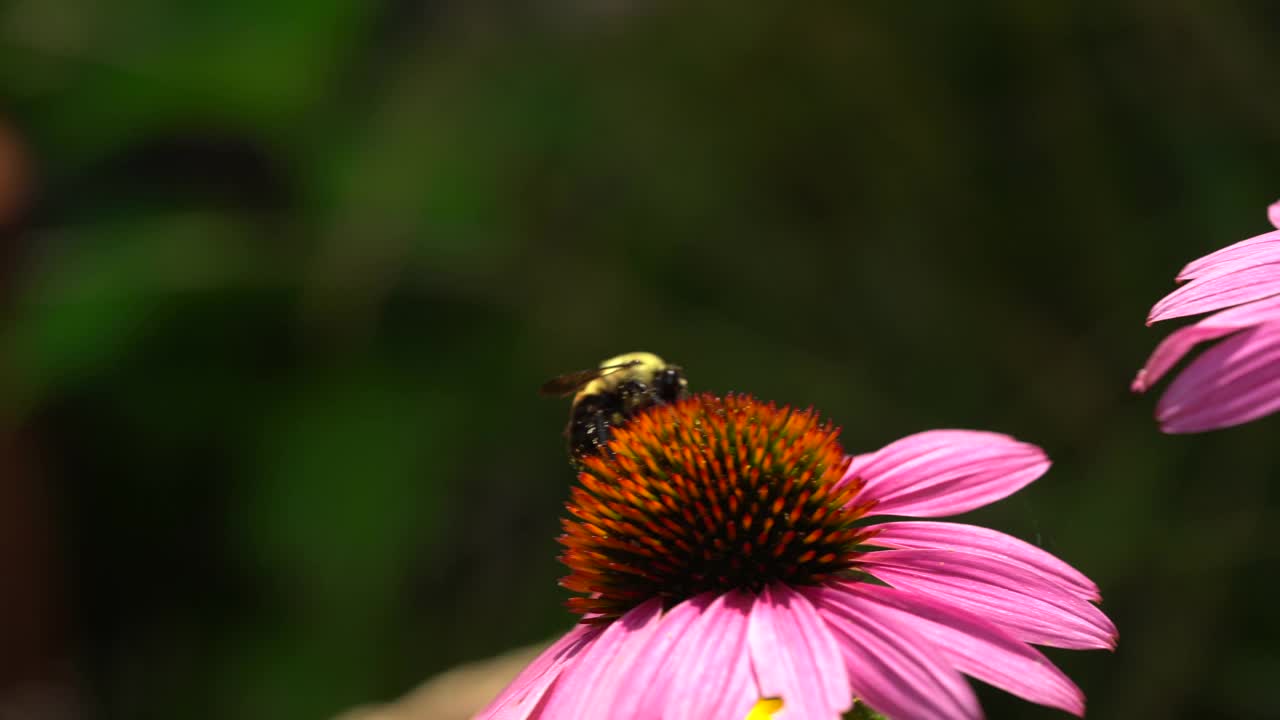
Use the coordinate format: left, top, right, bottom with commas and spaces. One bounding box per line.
540, 351, 688, 468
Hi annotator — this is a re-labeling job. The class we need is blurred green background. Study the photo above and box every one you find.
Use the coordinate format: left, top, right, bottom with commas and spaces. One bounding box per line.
1, 1, 1278, 718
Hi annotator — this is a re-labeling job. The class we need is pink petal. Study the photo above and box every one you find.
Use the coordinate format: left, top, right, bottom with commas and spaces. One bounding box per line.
864, 521, 1100, 601
705, 652, 760, 720
1270, 199, 1280, 230
610, 594, 715, 720
860, 549, 1117, 650
1131, 294, 1280, 392
660, 591, 758, 720
540, 599, 665, 719
1156, 320, 1280, 433
847, 430, 1050, 518
1175, 230, 1280, 282
476, 623, 603, 720
819, 582, 1085, 716
1148, 261, 1280, 324
809, 585, 981, 720
746, 585, 853, 719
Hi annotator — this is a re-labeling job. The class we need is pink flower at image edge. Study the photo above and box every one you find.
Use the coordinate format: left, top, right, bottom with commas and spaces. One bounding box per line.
1132, 199, 1280, 433
479, 429, 1115, 720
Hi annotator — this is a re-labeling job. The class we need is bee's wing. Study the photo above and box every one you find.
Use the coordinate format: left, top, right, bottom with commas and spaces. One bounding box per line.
538, 360, 640, 397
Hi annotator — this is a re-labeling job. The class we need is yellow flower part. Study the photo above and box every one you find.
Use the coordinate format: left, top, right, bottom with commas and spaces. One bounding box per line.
745, 697, 784, 720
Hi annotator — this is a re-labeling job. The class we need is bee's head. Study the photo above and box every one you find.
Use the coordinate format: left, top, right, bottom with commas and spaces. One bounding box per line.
653, 366, 687, 402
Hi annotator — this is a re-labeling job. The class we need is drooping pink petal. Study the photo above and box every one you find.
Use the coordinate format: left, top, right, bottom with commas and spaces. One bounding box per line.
847, 430, 1050, 518
860, 549, 1117, 650
1132, 294, 1280, 391
746, 584, 852, 719
816, 582, 1085, 716
1156, 320, 1280, 433
540, 599, 665, 719
703, 652, 760, 720
1269, 199, 1280, 230
1148, 261, 1280, 324
864, 521, 1100, 601
476, 623, 603, 720
609, 594, 714, 720
810, 584, 981, 720
1175, 230, 1280, 282
659, 591, 758, 720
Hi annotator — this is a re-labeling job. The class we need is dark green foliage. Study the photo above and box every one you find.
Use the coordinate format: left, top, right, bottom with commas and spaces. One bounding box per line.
2, 1, 1279, 718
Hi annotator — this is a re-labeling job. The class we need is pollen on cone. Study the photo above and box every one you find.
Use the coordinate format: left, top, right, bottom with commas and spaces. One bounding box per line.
557, 393, 873, 618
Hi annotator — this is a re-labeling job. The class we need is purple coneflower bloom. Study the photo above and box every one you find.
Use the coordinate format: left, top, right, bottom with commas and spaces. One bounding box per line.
479, 395, 1114, 720
1133, 200, 1280, 433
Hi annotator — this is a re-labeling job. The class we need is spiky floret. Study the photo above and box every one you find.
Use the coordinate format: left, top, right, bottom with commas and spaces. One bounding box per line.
558, 393, 877, 619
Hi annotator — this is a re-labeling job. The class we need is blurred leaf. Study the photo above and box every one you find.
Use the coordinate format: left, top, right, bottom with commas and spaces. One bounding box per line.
250, 367, 448, 586
6, 213, 267, 407
1, 0, 375, 164
235, 365, 452, 716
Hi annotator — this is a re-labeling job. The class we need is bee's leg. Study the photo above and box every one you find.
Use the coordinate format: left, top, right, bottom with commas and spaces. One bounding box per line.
568, 394, 619, 469
592, 413, 613, 458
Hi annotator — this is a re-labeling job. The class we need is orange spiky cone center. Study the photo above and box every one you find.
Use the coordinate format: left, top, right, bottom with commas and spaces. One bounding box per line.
558, 394, 876, 619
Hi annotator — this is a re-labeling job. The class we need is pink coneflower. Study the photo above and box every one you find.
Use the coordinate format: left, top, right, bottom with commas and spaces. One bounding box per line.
479, 395, 1114, 720
1132, 200, 1280, 433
